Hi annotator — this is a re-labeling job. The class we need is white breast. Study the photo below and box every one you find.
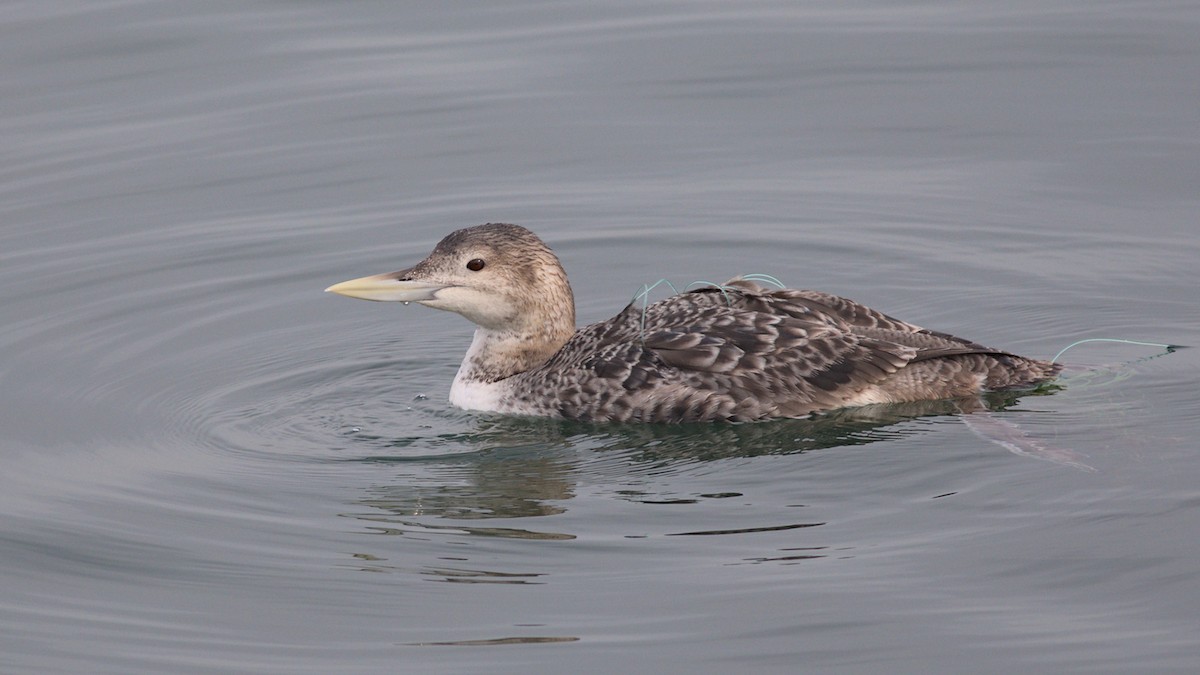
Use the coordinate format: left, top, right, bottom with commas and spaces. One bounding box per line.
448, 375, 511, 412
447, 328, 517, 412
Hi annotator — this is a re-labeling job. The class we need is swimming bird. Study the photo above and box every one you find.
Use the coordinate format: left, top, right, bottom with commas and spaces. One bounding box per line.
326, 223, 1061, 423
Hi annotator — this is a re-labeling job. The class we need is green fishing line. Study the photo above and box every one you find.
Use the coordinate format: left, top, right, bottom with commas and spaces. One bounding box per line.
1052, 338, 1180, 362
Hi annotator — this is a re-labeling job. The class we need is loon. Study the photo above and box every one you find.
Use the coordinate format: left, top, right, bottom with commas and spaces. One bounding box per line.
326, 223, 1061, 423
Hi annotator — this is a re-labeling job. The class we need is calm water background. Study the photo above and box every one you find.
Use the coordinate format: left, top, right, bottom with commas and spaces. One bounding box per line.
2, 1, 1199, 673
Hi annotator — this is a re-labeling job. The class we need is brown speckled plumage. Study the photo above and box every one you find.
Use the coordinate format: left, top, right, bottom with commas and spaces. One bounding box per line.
327, 223, 1061, 423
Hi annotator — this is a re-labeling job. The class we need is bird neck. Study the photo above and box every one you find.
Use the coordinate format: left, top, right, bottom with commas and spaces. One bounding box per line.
454, 321, 574, 385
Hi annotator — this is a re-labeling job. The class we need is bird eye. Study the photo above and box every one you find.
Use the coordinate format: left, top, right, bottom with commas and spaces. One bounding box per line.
466, 258, 486, 271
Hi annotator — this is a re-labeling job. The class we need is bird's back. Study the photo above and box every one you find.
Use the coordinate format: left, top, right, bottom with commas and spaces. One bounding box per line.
502, 279, 1060, 423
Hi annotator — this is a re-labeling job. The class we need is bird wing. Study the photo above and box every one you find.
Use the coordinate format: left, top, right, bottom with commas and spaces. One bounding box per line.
531, 282, 1029, 422
539, 293, 918, 421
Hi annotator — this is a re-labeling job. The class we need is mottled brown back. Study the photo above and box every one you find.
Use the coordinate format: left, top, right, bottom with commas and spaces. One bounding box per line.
507, 279, 1060, 423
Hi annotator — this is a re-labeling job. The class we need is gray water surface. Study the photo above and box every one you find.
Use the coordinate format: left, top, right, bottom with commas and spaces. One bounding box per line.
2, 2, 1199, 673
